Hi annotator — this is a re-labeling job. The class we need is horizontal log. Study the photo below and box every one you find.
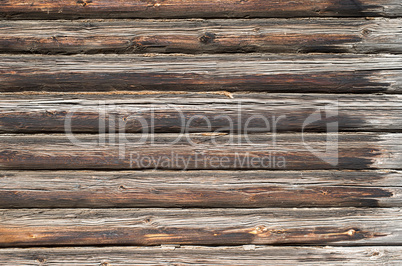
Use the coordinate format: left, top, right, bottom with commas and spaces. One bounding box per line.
1, 93, 401, 133
0, 133, 400, 170
0, 0, 400, 19
0, 170, 401, 208
0, 208, 402, 246
1, 246, 401, 265
0, 18, 401, 54
0, 54, 401, 93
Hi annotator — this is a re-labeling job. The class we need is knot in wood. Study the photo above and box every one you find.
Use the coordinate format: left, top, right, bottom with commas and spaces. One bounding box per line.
199, 32, 216, 44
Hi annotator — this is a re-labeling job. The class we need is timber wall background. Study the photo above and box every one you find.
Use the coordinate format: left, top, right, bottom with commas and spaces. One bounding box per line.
0, 0, 402, 265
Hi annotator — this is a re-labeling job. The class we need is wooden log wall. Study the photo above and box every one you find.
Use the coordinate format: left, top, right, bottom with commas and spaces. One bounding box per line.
0, 19, 401, 54
0, 0, 401, 19
0, 0, 401, 264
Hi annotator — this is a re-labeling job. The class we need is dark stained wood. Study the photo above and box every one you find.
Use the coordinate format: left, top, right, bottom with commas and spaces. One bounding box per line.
0, 54, 401, 93
0, 170, 400, 208
0, 0, 400, 258
1, 93, 401, 133
0, 246, 401, 265
0, 133, 400, 170
0, 208, 401, 247
0, 0, 401, 19
0, 18, 401, 54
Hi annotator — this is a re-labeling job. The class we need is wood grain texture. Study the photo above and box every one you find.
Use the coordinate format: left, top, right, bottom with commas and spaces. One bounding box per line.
0, 170, 401, 208
0, 208, 402, 247
0, 0, 401, 19
0, 246, 401, 265
0, 18, 401, 54
0, 54, 401, 93
1, 93, 401, 133
0, 133, 400, 170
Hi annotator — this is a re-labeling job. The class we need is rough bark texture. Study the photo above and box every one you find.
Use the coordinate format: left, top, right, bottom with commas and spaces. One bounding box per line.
0, 0, 401, 19
0, 54, 401, 93
1, 93, 401, 133
0, 170, 401, 208
0, 18, 401, 54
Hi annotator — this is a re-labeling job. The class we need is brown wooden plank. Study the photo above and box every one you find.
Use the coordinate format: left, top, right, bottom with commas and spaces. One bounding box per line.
0, 133, 400, 170
0, 170, 401, 208
0, 246, 401, 265
0, 0, 400, 19
1, 93, 401, 133
0, 54, 401, 93
0, 18, 401, 54
0, 208, 401, 247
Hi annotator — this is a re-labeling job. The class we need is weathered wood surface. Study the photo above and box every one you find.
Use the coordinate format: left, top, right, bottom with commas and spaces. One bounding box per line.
0, 54, 401, 93
0, 133, 400, 170
0, 246, 401, 265
0, 0, 400, 261
1, 93, 401, 133
1, 208, 402, 246
0, 18, 401, 54
0, 170, 401, 208
1, 0, 401, 19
